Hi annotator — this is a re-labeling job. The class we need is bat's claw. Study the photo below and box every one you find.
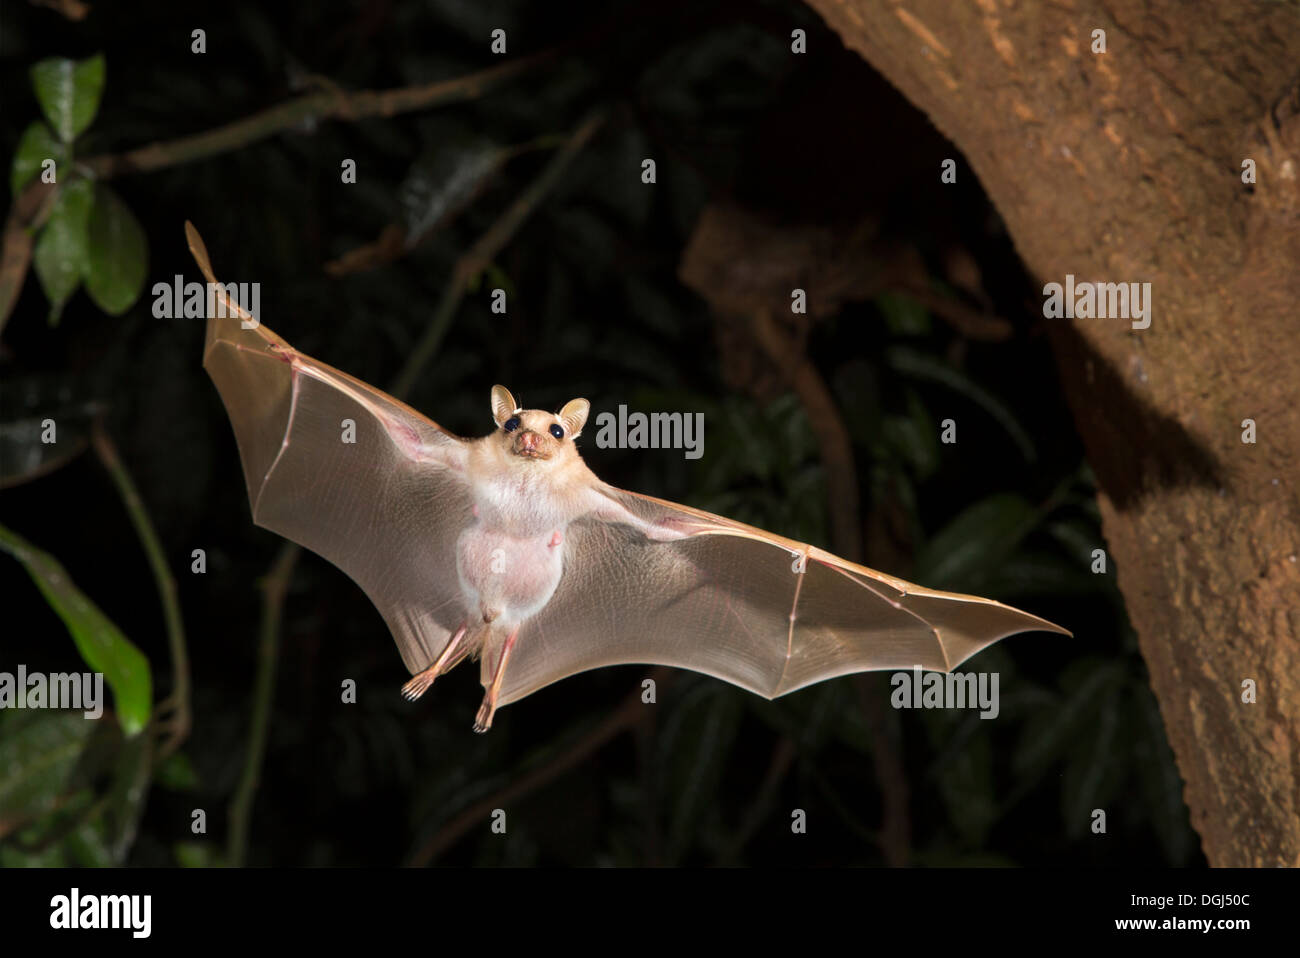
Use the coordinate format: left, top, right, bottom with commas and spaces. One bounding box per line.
473, 699, 496, 733
401, 669, 438, 701
403, 623, 471, 702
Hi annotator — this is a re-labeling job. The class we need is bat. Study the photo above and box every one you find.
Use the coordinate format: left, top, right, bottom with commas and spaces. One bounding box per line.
186, 223, 1069, 732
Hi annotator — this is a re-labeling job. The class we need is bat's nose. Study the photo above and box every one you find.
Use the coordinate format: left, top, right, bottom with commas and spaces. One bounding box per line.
513, 429, 550, 459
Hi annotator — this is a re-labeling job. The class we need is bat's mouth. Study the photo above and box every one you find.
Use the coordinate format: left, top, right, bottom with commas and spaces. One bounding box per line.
512, 433, 552, 460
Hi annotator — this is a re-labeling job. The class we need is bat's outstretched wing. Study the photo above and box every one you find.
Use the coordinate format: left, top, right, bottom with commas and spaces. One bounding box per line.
499, 483, 1069, 706
187, 223, 471, 673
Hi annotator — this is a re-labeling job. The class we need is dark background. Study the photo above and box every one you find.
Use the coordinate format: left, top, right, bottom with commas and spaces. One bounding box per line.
0, 0, 1200, 866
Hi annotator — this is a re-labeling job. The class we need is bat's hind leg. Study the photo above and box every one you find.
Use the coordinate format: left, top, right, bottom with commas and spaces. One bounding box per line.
401, 622, 469, 701
473, 628, 520, 733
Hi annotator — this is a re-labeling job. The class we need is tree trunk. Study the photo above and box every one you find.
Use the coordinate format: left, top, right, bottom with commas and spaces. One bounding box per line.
800, 0, 1300, 865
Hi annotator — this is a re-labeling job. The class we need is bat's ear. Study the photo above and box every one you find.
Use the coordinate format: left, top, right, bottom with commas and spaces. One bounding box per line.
491, 385, 519, 427
558, 398, 590, 439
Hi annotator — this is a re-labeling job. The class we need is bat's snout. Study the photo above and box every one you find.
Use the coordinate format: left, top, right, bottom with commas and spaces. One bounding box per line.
513, 430, 551, 459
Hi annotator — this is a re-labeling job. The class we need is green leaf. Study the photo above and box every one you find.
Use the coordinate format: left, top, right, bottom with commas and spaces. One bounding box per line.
926, 712, 996, 846
30, 54, 106, 143
10, 121, 63, 196
483, 263, 516, 302
1013, 659, 1124, 779
658, 682, 744, 863
884, 345, 1037, 462
0, 523, 153, 736
1047, 517, 1104, 569
32, 178, 93, 323
979, 551, 1100, 597
174, 840, 222, 867
84, 184, 148, 315
877, 291, 931, 336
1060, 682, 1122, 837
0, 839, 68, 868
0, 712, 95, 826
914, 493, 1039, 590
62, 819, 115, 867
154, 750, 200, 791
103, 729, 152, 862
882, 388, 939, 478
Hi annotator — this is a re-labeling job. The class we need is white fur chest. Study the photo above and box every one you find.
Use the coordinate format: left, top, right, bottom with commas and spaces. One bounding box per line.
469, 461, 572, 537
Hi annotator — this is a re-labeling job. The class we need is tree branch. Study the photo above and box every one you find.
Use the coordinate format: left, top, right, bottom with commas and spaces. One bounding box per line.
91, 421, 191, 760
1, 56, 554, 332
407, 668, 668, 867
0, 180, 57, 334
390, 108, 606, 398
80, 52, 555, 180
226, 540, 298, 867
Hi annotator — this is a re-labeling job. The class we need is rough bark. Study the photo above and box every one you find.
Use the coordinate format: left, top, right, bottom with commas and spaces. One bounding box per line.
800, 0, 1300, 865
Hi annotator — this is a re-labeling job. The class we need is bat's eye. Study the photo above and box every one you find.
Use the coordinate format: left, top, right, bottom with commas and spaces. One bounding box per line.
504, 416, 520, 432
549, 424, 564, 440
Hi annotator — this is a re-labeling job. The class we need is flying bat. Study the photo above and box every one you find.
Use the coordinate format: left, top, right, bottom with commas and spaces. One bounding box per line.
186, 223, 1069, 732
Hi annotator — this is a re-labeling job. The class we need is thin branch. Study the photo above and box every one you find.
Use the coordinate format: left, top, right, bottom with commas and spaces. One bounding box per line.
91, 420, 191, 759
855, 676, 911, 865
4, 792, 109, 855
80, 52, 555, 180
390, 107, 607, 399
407, 669, 669, 867
2, 56, 554, 332
28, 0, 90, 20
750, 308, 862, 560
226, 540, 298, 868
719, 735, 797, 864
893, 283, 1013, 342
0, 783, 82, 843
0, 179, 58, 334
323, 133, 568, 278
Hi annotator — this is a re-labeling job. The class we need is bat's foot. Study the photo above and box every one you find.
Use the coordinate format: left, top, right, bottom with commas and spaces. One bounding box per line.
401, 666, 440, 701
473, 626, 517, 732
472, 699, 497, 733
402, 622, 471, 702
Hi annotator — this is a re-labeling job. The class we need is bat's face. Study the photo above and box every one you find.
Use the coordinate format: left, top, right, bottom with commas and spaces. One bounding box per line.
500, 409, 571, 462
489, 385, 590, 469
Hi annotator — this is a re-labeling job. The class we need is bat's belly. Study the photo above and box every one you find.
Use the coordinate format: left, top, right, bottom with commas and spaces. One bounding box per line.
456, 524, 564, 625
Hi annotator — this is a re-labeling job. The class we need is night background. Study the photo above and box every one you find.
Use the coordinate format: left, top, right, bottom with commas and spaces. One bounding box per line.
0, 0, 1201, 867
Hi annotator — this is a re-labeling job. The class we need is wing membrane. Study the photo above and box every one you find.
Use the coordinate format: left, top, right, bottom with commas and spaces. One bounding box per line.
189, 223, 471, 674
500, 485, 1068, 706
